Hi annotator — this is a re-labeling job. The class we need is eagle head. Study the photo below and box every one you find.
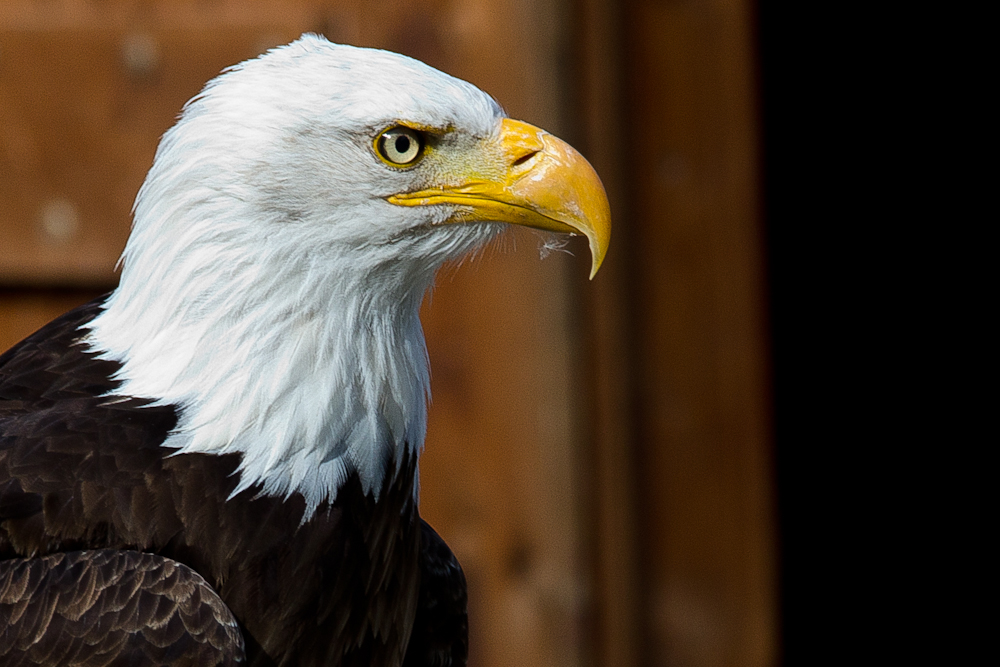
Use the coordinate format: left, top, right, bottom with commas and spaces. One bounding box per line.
86, 34, 611, 518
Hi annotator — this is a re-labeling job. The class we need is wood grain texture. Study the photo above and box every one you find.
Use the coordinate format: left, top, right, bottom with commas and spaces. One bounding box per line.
567, 1, 643, 665
618, 0, 777, 664
0, 292, 106, 356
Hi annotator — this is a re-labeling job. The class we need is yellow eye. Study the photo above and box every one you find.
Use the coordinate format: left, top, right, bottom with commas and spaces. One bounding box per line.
376, 126, 424, 166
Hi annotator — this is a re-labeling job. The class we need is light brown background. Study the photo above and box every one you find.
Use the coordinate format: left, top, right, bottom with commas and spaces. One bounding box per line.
0, 1, 774, 665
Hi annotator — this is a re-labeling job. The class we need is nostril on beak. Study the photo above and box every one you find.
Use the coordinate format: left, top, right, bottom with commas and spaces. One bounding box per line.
512, 150, 539, 168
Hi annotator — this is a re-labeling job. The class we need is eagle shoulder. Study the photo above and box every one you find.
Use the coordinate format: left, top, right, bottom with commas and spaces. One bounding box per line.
404, 520, 469, 667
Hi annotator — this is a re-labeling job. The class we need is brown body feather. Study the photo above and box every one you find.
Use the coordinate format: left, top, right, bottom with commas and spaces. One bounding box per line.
0, 298, 467, 666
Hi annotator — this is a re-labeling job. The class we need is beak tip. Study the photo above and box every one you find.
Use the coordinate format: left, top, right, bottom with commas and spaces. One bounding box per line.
585, 207, 611, 280
586, 233, 609, 279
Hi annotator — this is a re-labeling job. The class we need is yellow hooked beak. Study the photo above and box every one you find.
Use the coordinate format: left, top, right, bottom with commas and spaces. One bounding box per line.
387, 118, 611, 278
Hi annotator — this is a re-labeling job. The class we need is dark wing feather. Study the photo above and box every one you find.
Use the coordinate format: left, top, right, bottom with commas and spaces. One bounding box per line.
403, 520, 468, 667
0, 296, 179, 560
0, 550, 245, 666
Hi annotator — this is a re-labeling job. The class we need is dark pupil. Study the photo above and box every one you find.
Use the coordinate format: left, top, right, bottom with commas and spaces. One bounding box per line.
394, 135, 411, 155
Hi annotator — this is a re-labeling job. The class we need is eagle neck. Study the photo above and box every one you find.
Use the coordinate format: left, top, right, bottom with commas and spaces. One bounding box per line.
85, 252, 434, 520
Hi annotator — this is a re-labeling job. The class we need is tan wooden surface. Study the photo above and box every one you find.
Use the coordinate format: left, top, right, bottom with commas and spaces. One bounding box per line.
0, 291, 102, 352
613, 0, 777, 664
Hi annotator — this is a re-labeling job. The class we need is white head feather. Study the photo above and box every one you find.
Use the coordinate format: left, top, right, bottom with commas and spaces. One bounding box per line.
85, 35, 505, 519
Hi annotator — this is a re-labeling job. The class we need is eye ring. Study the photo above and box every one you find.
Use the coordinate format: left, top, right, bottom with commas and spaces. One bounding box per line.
375, 126, 425, 166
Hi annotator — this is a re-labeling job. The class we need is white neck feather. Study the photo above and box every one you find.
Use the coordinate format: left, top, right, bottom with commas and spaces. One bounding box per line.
87, 240, 437, 519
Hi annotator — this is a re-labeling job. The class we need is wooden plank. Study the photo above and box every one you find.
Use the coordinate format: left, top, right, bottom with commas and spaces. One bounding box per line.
0, 25, 307, 284
0, 290, 105, 353
619, 0, 777, 664
568, 0, 643, 666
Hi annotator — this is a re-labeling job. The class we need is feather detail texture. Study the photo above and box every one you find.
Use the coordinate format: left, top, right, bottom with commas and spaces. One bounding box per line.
0, 550, 245, 667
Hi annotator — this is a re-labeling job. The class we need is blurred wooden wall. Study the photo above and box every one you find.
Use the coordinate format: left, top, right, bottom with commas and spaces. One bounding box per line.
1, 1, 775, 666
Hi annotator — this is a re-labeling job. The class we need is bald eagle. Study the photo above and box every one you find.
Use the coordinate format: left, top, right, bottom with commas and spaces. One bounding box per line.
0, 35, 609, 666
